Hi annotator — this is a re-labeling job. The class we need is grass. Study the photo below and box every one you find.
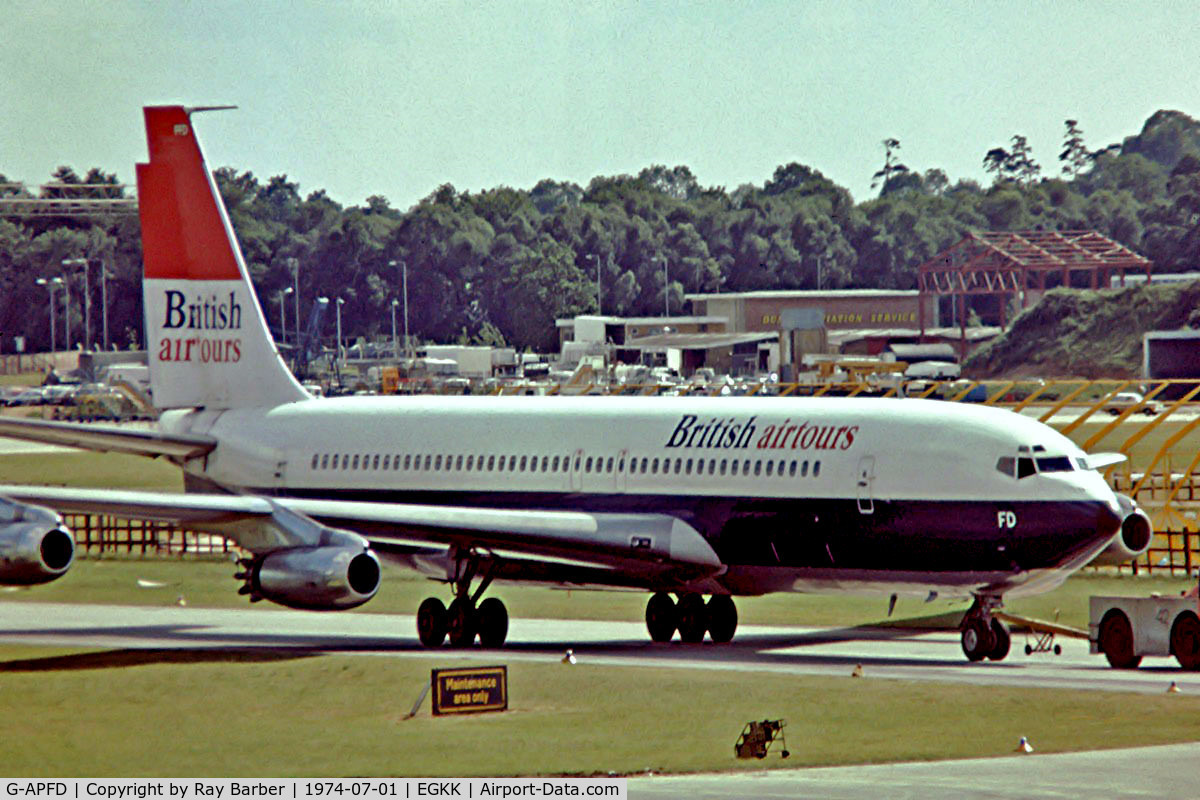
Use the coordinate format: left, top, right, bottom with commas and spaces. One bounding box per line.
0, 645, 1197, 777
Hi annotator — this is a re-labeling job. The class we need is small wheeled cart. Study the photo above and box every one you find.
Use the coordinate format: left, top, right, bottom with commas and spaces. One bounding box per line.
734, 719, 790, 759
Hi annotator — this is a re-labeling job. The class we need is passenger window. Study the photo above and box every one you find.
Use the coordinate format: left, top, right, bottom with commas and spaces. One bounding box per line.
403, 454, 412, 470
617, 457, 624, 472
731, 460, 739, 476
641, 457, 648, 473
675, 458, 683, 474
498, 455, 507, 471
542, 456, 549, 472
789, 460, 797, 477
423, 455, 432, 470
585, 457, 593, 472
685, 459, 692, 475
383, 455, 391, 470
1017, 457, 1036, 479
573, 454, 581, 471
453, 455, 461, 470
394, 454, 401, 469
372, 454, 380, 470
651, 458, 659, 473
996, 456, 1015, 477
813, 461, 821, 477
606, 457, 614, 473
551, 455, 560, 472
466, 455, 474, 470
311, 454, 319, 469
765, 460, 773, 477
801, 461, 808, 477
519, 456, 527, 471
434, 455, 442, 471
351, 454, 360, 469
488, 455, 496, 471
321, 454, 330, 469
743, 460, 751, 475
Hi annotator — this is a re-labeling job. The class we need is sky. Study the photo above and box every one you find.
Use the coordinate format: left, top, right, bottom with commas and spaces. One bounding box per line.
3, 0, 1200, 210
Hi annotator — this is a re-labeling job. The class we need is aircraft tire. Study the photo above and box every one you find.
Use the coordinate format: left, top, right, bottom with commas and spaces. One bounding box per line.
987, 618, 1011, 661
1170, 613, 1200, 671
677, 593, 707, 643
477, 597, 509, 648
706, 595, 738, 643
1099, 611, 1142, 669
417, 597, 448, 647
645, 592, 677, 642
961, 617, 995, 662
447, 597, 477, 647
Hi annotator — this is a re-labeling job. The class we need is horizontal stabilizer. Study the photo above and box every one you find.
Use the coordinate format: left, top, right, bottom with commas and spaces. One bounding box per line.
0, 417, 214, 460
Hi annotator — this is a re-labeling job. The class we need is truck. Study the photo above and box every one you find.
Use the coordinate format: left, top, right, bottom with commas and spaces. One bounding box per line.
1089, 587, 1200, 670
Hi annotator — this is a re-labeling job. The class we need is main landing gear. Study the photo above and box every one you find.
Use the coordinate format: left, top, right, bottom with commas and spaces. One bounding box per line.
416, 550, 509, 649
645, 591, 738, 644
960, 595, 1010, 662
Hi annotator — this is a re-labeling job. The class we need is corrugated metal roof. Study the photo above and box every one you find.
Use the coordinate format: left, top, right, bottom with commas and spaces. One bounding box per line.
621, 331, 779, 350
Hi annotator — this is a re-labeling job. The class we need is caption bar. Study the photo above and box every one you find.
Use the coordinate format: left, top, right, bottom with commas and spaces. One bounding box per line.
2, 781, 626, 800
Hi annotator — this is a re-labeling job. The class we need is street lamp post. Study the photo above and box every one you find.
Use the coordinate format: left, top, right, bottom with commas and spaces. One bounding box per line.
335, 297, 345, 366
585, 254, 601, 314
100, 263, 113, 350
63, 278, 72, 351
390, 299, 399, 358
288, 258, 300, 349
62, 258, 88, 349
390, 260, 411, 358
35, 277, 63, 354
278, 287, 293, 344
653, 256, 669, 317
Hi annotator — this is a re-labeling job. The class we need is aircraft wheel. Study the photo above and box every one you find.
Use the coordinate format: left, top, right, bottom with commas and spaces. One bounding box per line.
446, 597, 477, 647
645, 592, 677, 642
961, 617, 995, 662
1170, 613, 1200, 671
677, 593, 707, 643
476, 597, 509, 648
987, 618, 1011, 661
1099, 611, 1142, 669
416, 597, 447, 648
706, 595, 738, 644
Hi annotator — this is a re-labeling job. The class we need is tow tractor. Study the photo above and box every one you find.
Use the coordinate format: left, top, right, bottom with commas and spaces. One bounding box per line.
1089, 579, 1200, 670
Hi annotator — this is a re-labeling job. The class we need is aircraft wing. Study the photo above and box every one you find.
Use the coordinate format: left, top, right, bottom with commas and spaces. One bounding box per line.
0, 417, 215, 461
0, 485, 723, 580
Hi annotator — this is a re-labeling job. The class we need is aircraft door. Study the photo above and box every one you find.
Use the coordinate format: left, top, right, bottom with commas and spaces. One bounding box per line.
569, 448, 584, 492
856, 455, 875, 515
616, 449, 629, 492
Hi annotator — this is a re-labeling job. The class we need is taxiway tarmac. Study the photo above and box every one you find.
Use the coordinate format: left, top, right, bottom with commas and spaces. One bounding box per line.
2, 601, 1198, 798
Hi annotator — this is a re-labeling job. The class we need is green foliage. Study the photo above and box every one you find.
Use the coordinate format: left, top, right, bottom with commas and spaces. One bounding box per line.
3, 109, 1199, 353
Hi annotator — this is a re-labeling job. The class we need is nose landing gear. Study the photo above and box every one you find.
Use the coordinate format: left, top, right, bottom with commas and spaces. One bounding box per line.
961, 595, 1010, 662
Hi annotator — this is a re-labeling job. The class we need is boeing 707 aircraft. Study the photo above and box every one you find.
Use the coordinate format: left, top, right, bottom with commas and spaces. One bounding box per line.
0, 106, 1153, 662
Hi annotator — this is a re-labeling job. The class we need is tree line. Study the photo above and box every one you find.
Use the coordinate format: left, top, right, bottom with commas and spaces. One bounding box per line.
2, 110, 1198, 355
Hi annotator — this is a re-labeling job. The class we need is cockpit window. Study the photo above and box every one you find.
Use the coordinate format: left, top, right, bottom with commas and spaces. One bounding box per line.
1036, 456, 1074, 473
995, 456, 1015, 477
1017, 457, 1036, 479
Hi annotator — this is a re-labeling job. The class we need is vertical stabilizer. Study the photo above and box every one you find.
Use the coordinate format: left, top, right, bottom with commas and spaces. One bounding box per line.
137, 105, 309, 409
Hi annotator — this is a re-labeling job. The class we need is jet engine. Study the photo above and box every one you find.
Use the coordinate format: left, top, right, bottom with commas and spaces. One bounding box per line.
0, 497, 75, 585
241, 546, 381, 610
1091, 493, 1154, 566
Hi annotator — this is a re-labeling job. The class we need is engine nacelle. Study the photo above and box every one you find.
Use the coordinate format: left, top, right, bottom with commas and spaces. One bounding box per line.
1091, 493, 1154, 566
252, 546, 381, 610
0, 497, 75, 585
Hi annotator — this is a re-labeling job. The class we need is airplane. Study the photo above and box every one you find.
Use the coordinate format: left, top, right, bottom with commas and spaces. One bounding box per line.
0, 105, 1154, 662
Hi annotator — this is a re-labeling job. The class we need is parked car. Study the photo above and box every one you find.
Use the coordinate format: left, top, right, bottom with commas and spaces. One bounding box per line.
8, 388, 48, 406
1103, 392, 1161, 416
